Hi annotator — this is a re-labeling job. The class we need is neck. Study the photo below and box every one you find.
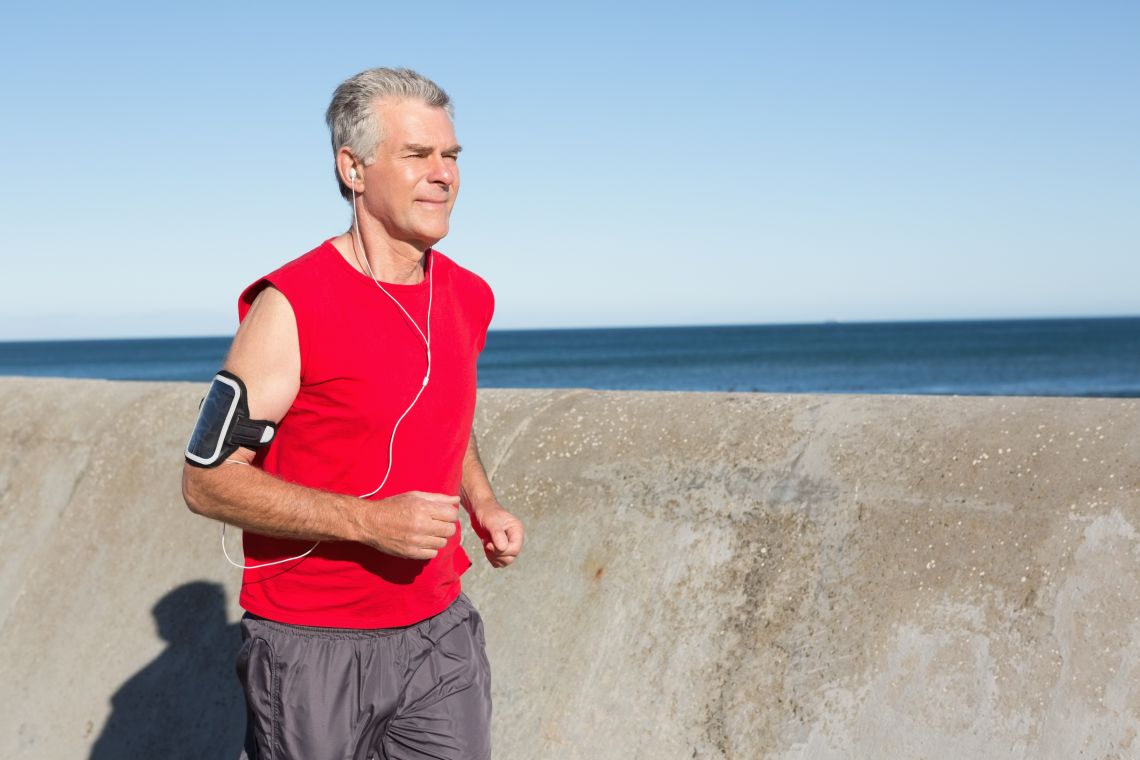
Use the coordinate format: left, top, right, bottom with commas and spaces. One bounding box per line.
357, 237, 426, 285
333, 224, 428, 285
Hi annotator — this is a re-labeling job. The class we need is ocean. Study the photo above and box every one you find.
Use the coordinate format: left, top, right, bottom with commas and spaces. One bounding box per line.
1, 317, 1138, 397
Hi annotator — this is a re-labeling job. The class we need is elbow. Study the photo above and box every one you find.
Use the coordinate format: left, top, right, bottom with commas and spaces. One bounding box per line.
181, 463, 212, 517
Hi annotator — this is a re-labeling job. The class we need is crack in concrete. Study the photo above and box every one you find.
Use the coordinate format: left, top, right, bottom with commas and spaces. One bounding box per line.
486, 389, 590, 482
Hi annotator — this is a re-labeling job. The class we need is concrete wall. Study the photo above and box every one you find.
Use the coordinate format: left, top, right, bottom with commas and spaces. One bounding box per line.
1, 377, 1138, 759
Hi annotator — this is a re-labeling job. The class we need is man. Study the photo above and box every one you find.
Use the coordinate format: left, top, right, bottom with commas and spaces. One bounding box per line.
182, 67, 523, 760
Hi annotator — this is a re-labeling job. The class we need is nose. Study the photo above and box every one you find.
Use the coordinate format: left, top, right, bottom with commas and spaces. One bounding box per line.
428, 154, 455, 187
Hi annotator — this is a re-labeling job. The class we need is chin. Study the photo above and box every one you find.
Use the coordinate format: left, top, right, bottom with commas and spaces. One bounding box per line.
421, 226, 449, 245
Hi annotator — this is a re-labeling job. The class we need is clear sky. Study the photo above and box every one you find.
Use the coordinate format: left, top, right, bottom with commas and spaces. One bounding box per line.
1, 1, 1137, 340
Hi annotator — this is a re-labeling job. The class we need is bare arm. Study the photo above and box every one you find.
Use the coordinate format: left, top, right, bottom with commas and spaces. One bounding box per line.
181, 286, 458, 560
460, 430, 524, 567
459, 432, 496, 517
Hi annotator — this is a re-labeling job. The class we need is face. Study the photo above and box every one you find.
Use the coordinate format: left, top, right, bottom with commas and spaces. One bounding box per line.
357, 99, 461, 251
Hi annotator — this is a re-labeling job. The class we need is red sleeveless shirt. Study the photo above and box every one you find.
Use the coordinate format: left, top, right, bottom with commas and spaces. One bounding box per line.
235, 239, 494, 628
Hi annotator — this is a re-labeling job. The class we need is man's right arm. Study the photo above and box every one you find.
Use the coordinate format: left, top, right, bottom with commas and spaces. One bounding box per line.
180, 285, 458, 561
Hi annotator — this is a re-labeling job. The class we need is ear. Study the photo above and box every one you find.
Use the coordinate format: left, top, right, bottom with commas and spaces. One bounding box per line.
336, 148, 363, 192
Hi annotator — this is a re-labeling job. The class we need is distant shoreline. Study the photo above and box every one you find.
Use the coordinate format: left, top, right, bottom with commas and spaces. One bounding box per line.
1, 313, 1137, 345
2, 317, 1138, 397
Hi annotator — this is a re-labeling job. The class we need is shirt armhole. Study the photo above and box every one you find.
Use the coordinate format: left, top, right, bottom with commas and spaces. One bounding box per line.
476, 281, 495, 353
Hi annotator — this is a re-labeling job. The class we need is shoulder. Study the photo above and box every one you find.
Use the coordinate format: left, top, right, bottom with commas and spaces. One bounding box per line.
432, 250, 493, 305
432, 251, 495, 346
238, 240, 335, 320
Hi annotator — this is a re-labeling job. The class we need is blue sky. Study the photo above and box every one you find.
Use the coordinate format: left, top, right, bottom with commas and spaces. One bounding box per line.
1, 1, 1137, 339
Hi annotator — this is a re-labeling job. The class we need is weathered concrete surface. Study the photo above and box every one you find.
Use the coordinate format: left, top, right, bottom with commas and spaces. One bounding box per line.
1, 377, 1138, 759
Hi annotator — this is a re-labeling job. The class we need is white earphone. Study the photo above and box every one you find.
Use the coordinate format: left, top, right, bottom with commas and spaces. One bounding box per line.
222, 158, 435, 571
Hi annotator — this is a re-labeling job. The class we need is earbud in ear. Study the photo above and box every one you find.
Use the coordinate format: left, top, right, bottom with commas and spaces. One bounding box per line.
350, 168, 357, 181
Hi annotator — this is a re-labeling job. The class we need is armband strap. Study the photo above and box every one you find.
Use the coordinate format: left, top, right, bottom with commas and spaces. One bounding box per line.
185, 370, 277, 468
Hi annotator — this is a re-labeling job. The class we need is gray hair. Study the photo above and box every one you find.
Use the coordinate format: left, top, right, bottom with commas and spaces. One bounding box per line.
325, 67, 454, 201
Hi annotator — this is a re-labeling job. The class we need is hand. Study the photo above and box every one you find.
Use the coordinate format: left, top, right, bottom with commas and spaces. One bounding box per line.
359, 491, 459, 560
471, 501, 524, 568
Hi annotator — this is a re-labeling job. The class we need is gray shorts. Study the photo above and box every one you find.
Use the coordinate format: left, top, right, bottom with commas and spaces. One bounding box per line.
236, 593, 491, 760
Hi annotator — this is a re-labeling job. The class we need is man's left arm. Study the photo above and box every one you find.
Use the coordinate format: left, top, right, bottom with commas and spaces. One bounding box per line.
461, 429, 525, 568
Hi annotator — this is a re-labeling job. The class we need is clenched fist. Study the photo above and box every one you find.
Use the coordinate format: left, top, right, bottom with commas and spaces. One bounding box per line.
359, 491, 460, 560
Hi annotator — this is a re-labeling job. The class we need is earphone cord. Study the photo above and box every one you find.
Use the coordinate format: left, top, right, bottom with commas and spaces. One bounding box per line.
221, 174, 433, 571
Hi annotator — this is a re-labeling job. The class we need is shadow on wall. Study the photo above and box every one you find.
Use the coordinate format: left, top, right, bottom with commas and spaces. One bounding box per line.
90, 581, 246, 759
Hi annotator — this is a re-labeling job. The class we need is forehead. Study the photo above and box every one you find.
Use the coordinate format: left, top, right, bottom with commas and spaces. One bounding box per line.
373, 99, 456, 147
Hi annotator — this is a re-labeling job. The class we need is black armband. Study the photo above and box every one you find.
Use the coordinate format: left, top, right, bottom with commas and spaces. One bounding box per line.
185, 370, 277, 468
